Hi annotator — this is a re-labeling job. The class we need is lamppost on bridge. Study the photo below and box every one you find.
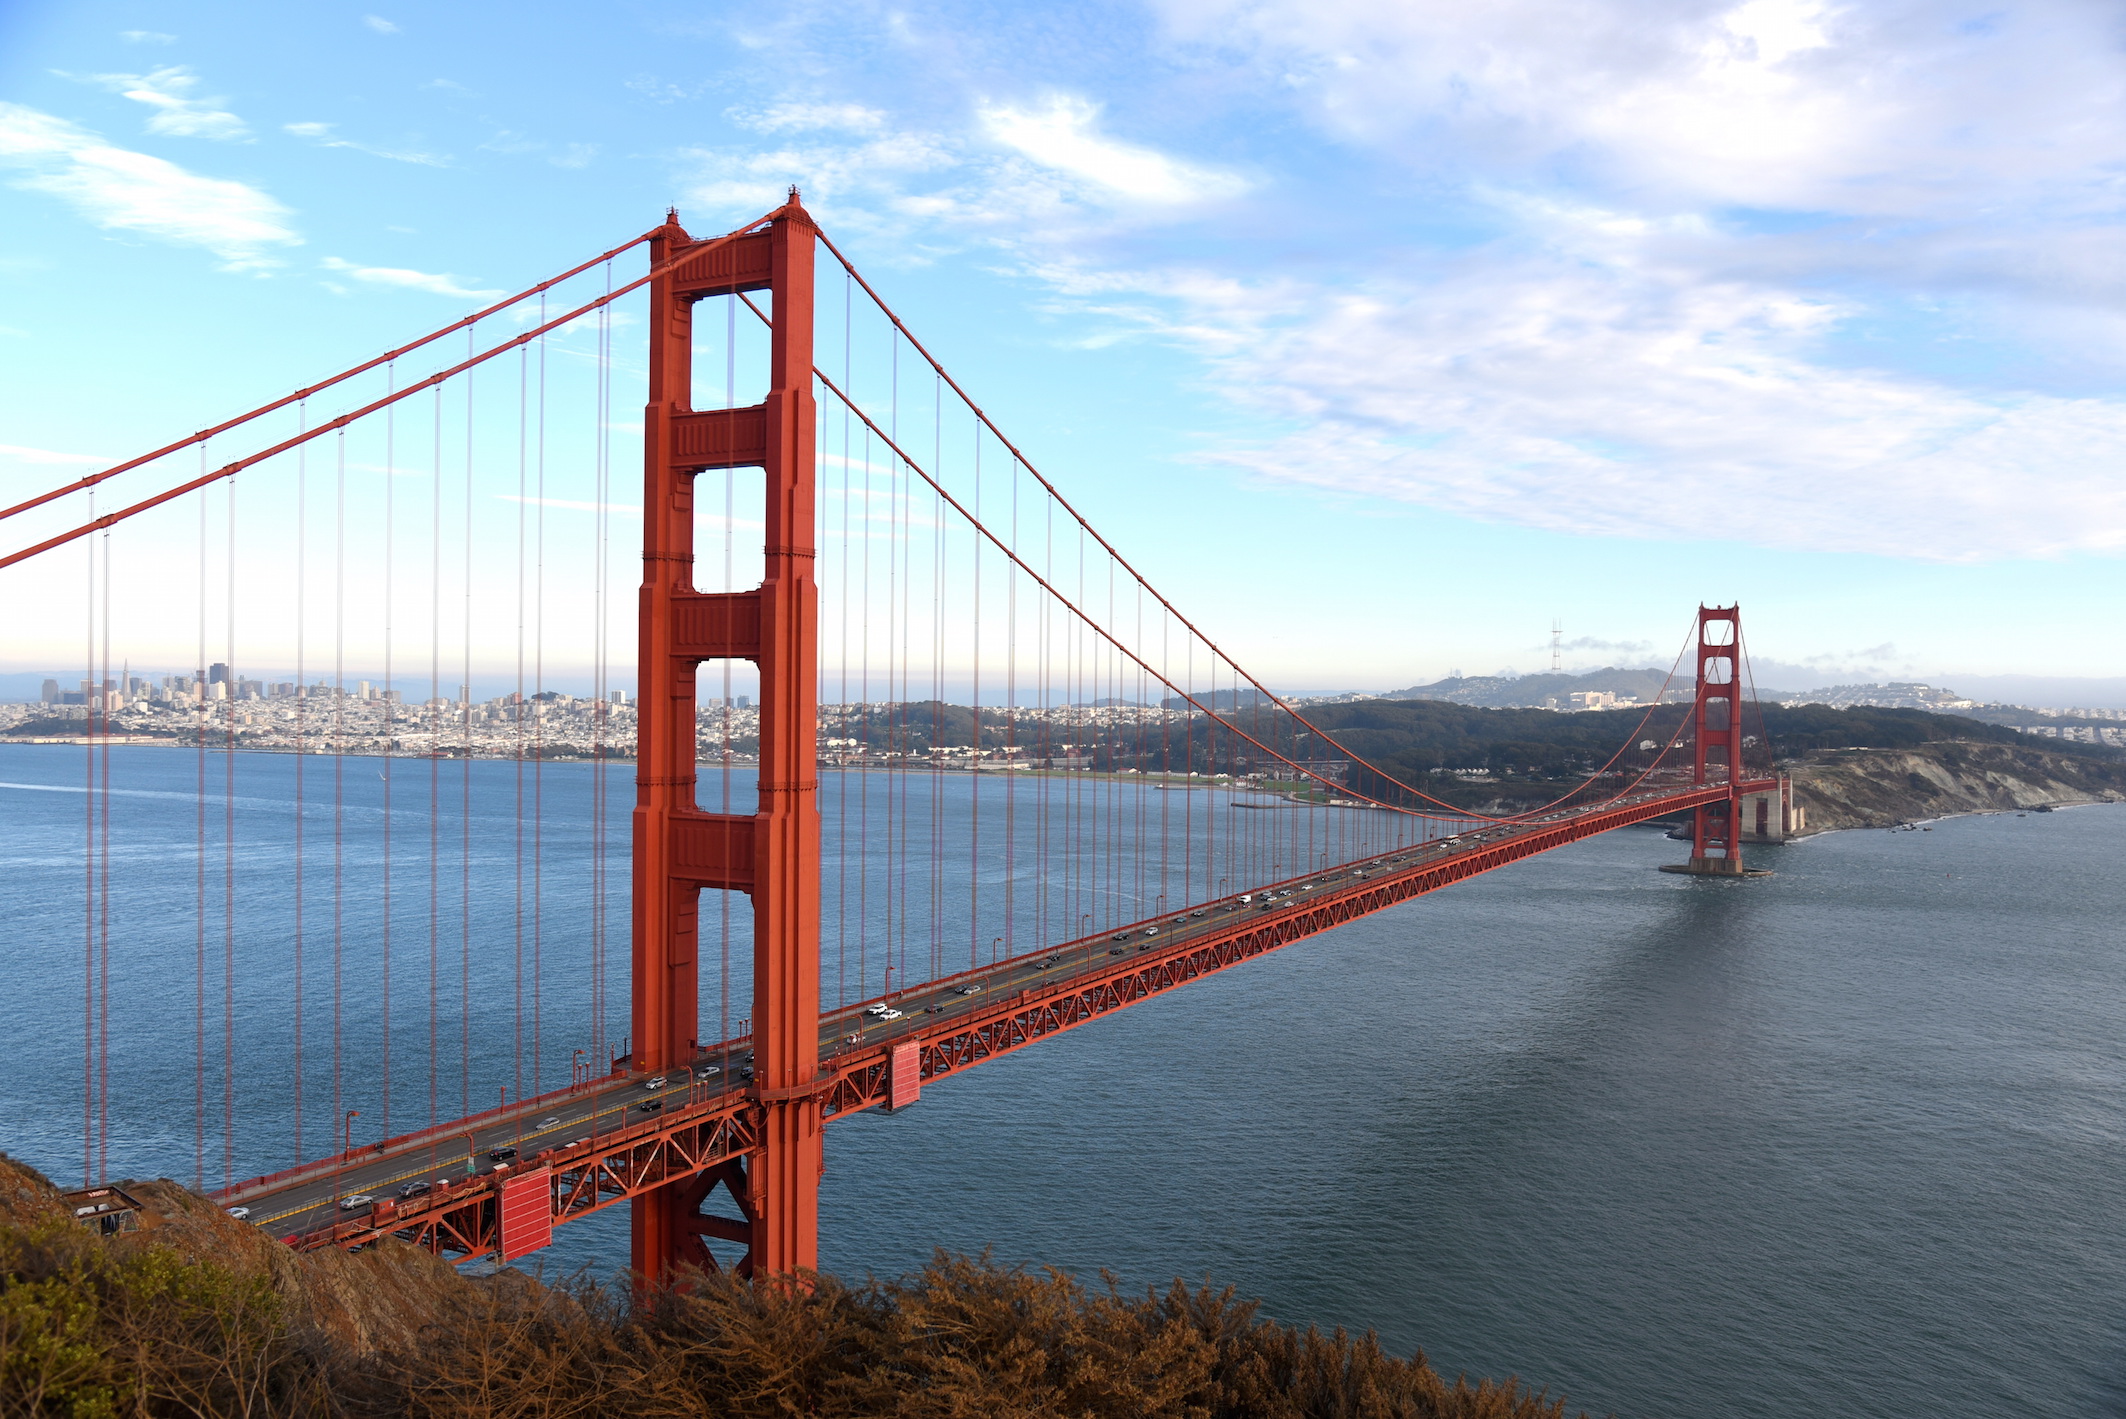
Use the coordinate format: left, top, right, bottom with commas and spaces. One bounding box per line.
344, 1110, 359, 1157
572, 1048, 586, 1087
992, 936, 1002, 965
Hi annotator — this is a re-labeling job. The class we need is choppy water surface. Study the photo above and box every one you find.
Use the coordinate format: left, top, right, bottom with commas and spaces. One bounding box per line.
4, 746, 2123, 1419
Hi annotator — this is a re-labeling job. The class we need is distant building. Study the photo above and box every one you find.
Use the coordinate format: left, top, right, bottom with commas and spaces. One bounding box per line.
40, 679, 59, 704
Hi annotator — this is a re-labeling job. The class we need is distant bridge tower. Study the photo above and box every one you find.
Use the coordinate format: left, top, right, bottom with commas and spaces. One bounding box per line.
1687, 605, 1746, 873
635, 194, 821, 1283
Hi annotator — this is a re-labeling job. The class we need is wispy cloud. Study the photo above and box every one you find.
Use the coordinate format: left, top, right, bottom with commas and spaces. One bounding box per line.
118, 30, 176, 45
1164, 228, 2126, 561
0, 102, 297, 270
78, 66, 247, 141
363, 15, 400, 34
683, 93, 1251, 242
284, 121, 447, 167
319, 257, 501, 300
980, 96, 1249, 204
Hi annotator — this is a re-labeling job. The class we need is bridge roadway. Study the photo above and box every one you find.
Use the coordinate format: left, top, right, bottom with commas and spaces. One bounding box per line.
215, 777, 1748, 1258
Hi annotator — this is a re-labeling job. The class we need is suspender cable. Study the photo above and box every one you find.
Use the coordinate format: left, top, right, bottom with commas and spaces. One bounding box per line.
195, 475, 209, 1189
381, 363, 395, 1138
223, 469, 237, 1189
461, 327, 474, 1120
514, 339, 527, 1105
332, 429, 346, 1159
533, 297, 547, 1098
293, 415, 307, 1160
430, 383, 442, 1129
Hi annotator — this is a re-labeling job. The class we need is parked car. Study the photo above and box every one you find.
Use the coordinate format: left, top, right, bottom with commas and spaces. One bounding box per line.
337, 1194, 374, 1212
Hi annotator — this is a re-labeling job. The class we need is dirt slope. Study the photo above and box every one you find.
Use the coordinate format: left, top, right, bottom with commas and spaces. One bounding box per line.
1789, 742, 2126, 832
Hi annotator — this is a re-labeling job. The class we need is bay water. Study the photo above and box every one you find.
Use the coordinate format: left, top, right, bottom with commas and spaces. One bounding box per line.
2, 745, 2122, 1417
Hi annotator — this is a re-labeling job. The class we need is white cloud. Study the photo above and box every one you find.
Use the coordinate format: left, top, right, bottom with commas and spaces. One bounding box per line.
0, 102, 298, 270
320, 256, 502, 300
119, 31, 176, 44
736, 102, 888, 134
1156, 0, 2126, 223
285, 121, 447, 167
680, 98, 1249, 244
82, 66, 248, 141
1155, 232, 2126, 561
363, 15, 400, 34
980, 95, 1249, 204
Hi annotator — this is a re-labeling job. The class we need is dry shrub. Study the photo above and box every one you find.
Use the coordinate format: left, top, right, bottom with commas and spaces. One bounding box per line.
0, 1173, 1585, 1419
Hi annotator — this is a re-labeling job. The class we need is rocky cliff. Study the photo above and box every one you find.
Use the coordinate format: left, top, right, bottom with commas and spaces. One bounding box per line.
1788, 742, 2126, 833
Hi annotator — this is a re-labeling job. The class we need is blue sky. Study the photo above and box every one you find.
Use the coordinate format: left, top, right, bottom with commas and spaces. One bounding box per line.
3, 0, 2124, 699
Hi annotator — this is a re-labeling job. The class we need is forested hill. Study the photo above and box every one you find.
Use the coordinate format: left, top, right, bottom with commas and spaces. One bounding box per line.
1271, 698, 2119, 788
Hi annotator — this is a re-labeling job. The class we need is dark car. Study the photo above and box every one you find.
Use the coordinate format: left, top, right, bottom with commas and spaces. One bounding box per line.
396, 1180, 432, 1200
1108, 946, 1126, 955
487, 1146, 517, 1162
739, 1067, 755, 1082
638, 1099, 663, 1113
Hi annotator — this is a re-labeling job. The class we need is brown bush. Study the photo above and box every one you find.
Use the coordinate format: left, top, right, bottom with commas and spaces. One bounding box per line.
0, 1155, 1585, 1419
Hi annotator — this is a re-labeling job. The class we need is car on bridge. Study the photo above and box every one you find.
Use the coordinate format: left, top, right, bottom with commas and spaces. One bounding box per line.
639, 1100, 663, 1113
955, 984, 982, 995
397, 1181, 431, 1200
643, 1076, 668, 1090
337, 1194, 373, 1212
224, 1206, 251, 1220
488, 1146, 518, 1162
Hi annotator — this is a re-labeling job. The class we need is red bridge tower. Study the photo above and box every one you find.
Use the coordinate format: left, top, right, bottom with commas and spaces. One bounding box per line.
634, 195, 821, 1283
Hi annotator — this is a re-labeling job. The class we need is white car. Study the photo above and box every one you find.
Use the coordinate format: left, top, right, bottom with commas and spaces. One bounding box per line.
863, 1003, 891, 1017
337, 1194, 374, 1212
643, 1077, 668, 1090
224, 1206, 251, 1220
696, 1065, 720, 1076
877, 1008, 904, 1021
536, 1116, 560, 1129
955, 984, 983, 996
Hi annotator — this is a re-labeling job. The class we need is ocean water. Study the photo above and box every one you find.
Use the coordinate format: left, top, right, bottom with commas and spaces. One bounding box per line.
3, 746, 2122, 1418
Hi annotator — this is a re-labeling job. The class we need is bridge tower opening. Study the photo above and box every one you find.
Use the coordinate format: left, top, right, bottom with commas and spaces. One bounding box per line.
634, 195, 821, 1283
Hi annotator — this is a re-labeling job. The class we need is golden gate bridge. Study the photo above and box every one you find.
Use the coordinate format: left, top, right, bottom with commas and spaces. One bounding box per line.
0, 192, 1783, 1285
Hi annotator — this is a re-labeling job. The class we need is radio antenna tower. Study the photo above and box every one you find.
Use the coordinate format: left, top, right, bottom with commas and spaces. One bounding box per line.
1551, 619, 1562, 673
